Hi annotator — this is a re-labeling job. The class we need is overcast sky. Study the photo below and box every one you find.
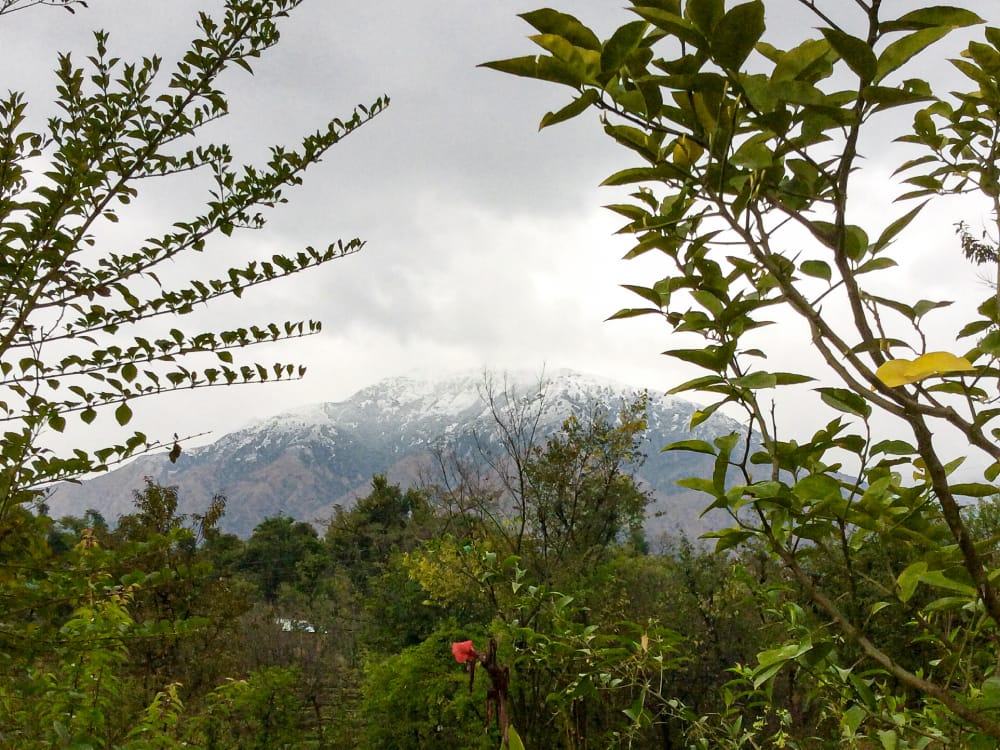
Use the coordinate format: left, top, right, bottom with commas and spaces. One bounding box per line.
2, 0, 996, 455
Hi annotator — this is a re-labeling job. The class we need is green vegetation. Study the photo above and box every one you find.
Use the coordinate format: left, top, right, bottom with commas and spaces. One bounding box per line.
5, 0, 1000, 747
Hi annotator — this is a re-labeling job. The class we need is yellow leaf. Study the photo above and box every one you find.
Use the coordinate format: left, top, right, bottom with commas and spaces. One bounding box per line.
672, 136, 703, 168
875, 351, 975, 387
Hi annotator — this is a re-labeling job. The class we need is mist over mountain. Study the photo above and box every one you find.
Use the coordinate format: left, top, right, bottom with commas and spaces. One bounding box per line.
45, 370, 748, 539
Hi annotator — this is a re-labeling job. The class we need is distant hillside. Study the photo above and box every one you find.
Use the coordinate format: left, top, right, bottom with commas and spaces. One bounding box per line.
45, 370, 749, 539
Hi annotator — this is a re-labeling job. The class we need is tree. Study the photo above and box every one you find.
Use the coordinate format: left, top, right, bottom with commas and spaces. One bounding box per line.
0, 2, 387, 745
432, 376, 650, 585
238, 515, 321, 602
326, 474, 435, 593
0, 0, 387, 525
488, 1, 1000, 744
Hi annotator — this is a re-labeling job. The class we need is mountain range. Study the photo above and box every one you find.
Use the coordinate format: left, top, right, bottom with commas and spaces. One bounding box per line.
44, 370, 748, 540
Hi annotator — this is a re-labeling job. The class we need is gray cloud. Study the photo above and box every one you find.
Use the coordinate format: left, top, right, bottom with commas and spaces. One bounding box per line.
4, 0, 996, 460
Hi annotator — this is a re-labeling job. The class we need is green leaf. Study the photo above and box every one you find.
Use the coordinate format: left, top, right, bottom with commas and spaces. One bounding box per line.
918, 569, 977, 597
686, 0, 724, 35
690, 400, 724, 429
979, 676, 1000, 709
875, 28, 951, 83
752, 641, 810, 688
842, 704, 867, 736
663, 439, 717, 456
871, 202, 928, 253
959, 320, 993, 340
856, 257, 896, 274
950, 483, 999, 497
711, 1, 764, 70
817, 387, 872, 419
607, 307, 662, 320
878, 729, 898, 750
667, 374, 726, 395
601, 21, 648, 72
630, 7, 704, 47
912, 299, 952, 318
771, 38, 832, 83
871, 439, 915, 455
480, 55, 584, 86
897, 561, 926, 602
734, 371, 777, 389
773, 373, 815, 385
665, 347, 727, 370
800, 259, 831, 282
508, 726, 526, 750
822, 27, 877, 82
862, 85, 934, 112
794, 474, 842, 502
540, 89, 600, 129
520, 9, 602, 50
844, 225, 870, 261
676, 477, 716, 493
115, 402, 133, 426
880, 6, 984, 33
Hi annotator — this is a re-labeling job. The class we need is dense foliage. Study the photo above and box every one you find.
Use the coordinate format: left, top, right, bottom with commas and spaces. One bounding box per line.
485, 0, 1000, 745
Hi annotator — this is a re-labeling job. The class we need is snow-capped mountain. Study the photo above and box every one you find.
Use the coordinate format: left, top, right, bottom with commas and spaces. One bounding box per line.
45, 370, 748, 539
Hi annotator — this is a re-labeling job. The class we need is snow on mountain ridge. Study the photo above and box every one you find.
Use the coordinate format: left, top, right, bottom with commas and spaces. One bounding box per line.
219, 369, 723, 452
47, 369, 749, 537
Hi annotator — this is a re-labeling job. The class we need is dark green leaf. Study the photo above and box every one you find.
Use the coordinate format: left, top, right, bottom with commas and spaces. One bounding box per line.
871, 201, 928, 253
822, 28, 877, 82
856, 257, 897, 274
480, 55, 584, 87
115, 402, 133, 426
630, 7, 704, 47
980, 330, 1000, 355
667, 374, 727, 395
540, 89, 600, 129
771, 39, 832, 83
686, 0, 724, 34
950, 483, 998, 497
601, 21, 648, 72
871, 439, 916, 455
711, 1, 764, 70
817, 387, 872, 419
666, 347, 726, 370
880, 6, 984, 33
663, 439, 717, 455
863, 85, 935, 112
607, 307, 663, 320
773, 373, 816, 385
